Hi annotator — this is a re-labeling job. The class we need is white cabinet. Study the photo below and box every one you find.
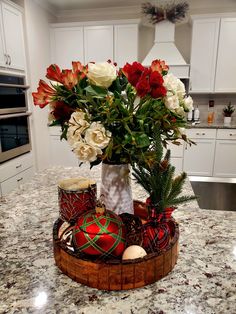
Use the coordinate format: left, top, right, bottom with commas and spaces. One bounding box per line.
190, 15, 236, 93
0, 152, 34, 196
114, 24, 138, 68
190, 18, 219, 93
0, 1, 25, 71
213, 129, 236, 177
183, 129, 216, 176
214, 18, 236, 92
165, 142, 184, 174
50, 27, 84, 68
50, 21, 139, 68
49, 127, 79, 167
84, 25, 113, 63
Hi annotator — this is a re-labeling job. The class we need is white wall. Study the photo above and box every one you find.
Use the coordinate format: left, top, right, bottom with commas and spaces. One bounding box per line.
24, 0, 56, 170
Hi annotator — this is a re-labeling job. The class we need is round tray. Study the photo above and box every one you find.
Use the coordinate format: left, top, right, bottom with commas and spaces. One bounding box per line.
53, 215, 179, 291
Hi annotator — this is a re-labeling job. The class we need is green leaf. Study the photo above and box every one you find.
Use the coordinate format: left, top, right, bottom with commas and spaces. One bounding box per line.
133, 133, 150, 148
85, 85, 107, 97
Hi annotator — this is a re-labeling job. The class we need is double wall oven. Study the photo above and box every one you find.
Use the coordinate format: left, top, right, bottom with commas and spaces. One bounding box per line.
0, 74, 31, 163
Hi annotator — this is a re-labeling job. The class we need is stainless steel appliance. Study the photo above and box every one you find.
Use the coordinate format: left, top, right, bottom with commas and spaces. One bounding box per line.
0, 74, 29, 115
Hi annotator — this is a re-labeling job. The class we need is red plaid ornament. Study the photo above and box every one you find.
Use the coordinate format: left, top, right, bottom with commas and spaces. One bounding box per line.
73, 209, 126, 258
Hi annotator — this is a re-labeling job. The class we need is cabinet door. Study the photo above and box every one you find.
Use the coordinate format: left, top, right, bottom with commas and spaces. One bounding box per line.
114, 24, 138, 68
50, 27, 84, 68
50, 136, 79, 167
1, 2, 25, 70
183, 139, 216, 176
213, 140, 236, 177
0, 5, 6, 68
190, 19, 219, 93
215, 18, 236, 92
84, 25, 113, 63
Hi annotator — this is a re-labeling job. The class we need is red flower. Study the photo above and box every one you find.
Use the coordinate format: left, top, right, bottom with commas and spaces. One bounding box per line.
51, 101, 74, 121
151, 59, 169, 74
149, 71, 164, 87
32, 80, 56, 108
46, 64, 62, 83
72, 61, 88, 80
122, 62, 145, 86
136, 78, 150, 98
150, 86, 167, 99
61, 69, 78, 89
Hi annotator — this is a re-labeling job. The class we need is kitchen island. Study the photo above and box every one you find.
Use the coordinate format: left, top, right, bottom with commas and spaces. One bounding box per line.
0, 166, 235, 314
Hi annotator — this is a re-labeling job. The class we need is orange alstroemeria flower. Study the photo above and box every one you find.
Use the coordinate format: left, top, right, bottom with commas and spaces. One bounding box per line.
61, 69, 78, 89
72, 61, 88, 80
32, 80, 56, 108
46, 64, 62, 83
151, 59, 169, 74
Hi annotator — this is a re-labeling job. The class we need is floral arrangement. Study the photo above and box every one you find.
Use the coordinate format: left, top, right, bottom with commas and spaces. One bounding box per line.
142, 1, 189, 24
33, 59, 193, 166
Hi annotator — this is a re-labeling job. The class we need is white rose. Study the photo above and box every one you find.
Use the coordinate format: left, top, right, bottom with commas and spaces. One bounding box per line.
175, 106, 185, 117
87, 62, 117, 88
164, 95, 180, 111
69, 111, 90, 132
85, 122, 111, 149
67, 126, 82, 146
163, 73, 186, 99
183, 96, 193, 112
72, 142, 102, 162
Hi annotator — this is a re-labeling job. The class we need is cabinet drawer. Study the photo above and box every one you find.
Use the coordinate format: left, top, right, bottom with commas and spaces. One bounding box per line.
0, 152, 33, 182
186, 128, 217, 139
0, 167, 34, 196
216, 129, 236, 140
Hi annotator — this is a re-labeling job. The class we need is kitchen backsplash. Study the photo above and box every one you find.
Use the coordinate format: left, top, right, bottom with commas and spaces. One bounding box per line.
190, 94, 236, 124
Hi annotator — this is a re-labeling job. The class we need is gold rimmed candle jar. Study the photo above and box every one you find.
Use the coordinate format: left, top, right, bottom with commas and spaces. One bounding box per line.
58, 177, 97, 223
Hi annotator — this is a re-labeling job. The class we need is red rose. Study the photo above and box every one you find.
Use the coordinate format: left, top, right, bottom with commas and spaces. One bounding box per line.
122, 62, 145, 86
136, 78, 150, 98
150, 86, 167, 98
149, 71, 164, 87
51, 101, 74, 121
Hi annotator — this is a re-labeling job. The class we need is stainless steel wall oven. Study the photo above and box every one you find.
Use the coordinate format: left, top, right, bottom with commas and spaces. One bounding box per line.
0, 74, 31, 163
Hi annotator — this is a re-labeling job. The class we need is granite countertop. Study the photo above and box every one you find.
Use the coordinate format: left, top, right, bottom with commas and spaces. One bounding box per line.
187, 121, 236, 129
0, 165, 236, 314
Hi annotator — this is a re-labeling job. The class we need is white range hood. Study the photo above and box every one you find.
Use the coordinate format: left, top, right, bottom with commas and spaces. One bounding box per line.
142, 20, 189, 78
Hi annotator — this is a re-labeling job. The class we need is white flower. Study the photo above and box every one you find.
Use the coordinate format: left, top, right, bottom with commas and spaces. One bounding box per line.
163, 73, 186, 99
164, 95, 180, 111
175, 106, 185, 117
85, 122, 111, 149
72, 142, 102, 162
87, 62, 117, 88
183, 96, 193, 112
69, 110, 90, 132
67, 126, 83, 146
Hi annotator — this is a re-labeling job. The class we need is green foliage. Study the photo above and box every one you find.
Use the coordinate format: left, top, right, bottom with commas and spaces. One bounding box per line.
132, 130, 196, 214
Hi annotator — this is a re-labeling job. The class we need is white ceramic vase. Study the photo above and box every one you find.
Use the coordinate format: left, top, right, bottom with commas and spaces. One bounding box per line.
100, 163, 134, 215
224, 116, 232, 125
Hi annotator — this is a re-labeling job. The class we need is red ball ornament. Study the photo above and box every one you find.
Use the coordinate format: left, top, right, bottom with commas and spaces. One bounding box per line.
73, 205, 126, 258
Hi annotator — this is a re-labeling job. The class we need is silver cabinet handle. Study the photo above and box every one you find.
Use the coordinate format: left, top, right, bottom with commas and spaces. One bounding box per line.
8, 54, 11, 66
4, 53, 8, 65
196, 132, 206, 136
16, 164, 22, 169
17, 177, 23, 182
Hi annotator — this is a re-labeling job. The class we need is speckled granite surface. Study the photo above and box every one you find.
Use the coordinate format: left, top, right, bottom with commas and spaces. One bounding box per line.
187, 122, 236, 129
0, 165, 236, 314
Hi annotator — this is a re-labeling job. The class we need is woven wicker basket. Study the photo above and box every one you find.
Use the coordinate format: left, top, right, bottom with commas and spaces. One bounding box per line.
53, 204, 179, 290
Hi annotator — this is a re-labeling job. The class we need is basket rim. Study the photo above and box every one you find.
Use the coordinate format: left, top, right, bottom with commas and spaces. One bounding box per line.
53, 217, 179, 266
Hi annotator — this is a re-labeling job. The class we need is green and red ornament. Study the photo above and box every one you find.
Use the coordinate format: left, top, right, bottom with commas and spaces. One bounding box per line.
73, 203, 126, 258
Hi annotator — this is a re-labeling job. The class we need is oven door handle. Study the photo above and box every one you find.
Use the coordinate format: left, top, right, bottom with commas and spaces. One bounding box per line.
0, 83, 30, 89
0, 112, 32, 120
